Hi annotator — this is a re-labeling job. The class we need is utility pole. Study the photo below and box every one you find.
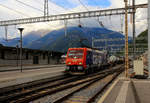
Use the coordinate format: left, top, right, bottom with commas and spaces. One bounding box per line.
92, 37, 94, 48
5, 26, 8, 41
44, 0, 49, 17
18, 28, 24, 72
148, 0, 150, 78
64, 20, 67, 37
124, 0, 129, 78
132, 0, 136, 59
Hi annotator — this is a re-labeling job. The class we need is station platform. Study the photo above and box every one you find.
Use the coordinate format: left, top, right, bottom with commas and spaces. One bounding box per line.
0, 64, 64, 72
0, 65, 65, 89
98, 77, 150, 103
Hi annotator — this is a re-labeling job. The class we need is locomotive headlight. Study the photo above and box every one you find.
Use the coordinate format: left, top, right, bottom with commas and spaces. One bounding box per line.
79, 62, 82, 65
68, 62, 71, 65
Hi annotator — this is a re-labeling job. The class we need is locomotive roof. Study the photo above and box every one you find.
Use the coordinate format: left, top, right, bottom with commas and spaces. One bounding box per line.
68, 48, 106, 54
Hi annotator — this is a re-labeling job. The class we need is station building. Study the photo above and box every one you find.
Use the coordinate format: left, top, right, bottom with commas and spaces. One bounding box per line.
0, 44, 63, 66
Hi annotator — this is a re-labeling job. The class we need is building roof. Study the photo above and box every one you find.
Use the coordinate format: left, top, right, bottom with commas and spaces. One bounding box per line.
0, 45, 63, 54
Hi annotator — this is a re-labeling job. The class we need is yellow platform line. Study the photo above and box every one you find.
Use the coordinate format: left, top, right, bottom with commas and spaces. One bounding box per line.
97, 78, 121, 103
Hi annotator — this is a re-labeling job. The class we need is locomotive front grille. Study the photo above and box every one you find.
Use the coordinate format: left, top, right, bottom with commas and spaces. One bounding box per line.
69, 65, 84, 72
70, 65, 78, 71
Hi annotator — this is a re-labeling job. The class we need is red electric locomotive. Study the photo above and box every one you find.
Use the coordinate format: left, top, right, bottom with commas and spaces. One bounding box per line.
65, 48, 108, 74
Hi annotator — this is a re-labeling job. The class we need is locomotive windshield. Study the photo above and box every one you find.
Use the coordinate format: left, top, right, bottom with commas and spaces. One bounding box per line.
68, 50, 83, 59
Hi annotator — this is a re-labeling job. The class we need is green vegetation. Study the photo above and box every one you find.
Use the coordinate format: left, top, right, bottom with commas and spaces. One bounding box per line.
136, 29, 148, 46
0, 44, 3, 47
134, 29, 148, 49
128, 29, 148, 55
118, 29, 148, 56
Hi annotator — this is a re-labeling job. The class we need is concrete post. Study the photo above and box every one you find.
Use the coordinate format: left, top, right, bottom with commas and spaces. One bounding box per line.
64, 20, 67, 37
124, 0, 129, 78
148, 0, 150, 78
132, 0, 136, 59
92, 37, 94, 48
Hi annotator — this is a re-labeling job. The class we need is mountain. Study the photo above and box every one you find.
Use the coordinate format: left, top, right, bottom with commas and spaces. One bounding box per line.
27, 27, 125, 53
128, 29, 148, 50
0, 43, 3, 47
136, 29, 148, 48
0, 30, 49, 47
136, 29, 148, 44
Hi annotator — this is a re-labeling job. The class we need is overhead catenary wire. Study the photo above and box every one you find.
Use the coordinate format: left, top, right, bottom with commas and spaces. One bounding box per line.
120, 15, 124, 33
0, 3, 31, 41
16, 0, 76, 27
97, 17, 105, 28
0, 3, 30, 17
64, 19, 67, 37
44, 0, 49, 16
49, 0, 68, 10
0, 2, 59, 40
17, 0, 82, 41
37, 0, 78, 26
77, 0, 126, 49
15, 0, 43, 13
49, 0, 82, 26
4, 26, 8, 41
34, 0, 66, 14
77, 0, 105, 28
15, 0, 78, 38
108, 16, 115, 29
104, 16, 114, 30
77, 0, 90, 27
78, 0, 89, 11
14, 0, 69, 30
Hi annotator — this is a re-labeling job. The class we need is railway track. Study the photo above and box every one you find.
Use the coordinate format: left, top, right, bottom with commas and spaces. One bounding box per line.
0, 64, 124, 103
52, 66, 123, 103
0, 74, 73, 102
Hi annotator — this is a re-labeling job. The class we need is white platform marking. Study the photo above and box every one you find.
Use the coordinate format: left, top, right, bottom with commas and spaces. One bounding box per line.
98, 79, 119, 103
115, 81, 130, 103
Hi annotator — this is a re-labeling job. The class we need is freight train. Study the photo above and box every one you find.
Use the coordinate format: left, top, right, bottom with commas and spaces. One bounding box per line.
108, 55, 124, 66
65, 48, 109, 74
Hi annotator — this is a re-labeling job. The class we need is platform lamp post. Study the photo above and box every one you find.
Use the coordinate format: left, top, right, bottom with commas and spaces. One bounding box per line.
16, 44, 19, 67
18, 28, 24, 72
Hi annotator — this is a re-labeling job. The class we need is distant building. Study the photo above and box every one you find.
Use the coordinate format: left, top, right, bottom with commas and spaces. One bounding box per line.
0, 46, 63, 66
61, 54, 67, 64
0, 44, 3, 47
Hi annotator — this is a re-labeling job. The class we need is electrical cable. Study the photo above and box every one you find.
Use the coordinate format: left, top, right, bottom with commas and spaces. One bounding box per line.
15, 0, 43, 13
78, 0, 89, 11
15, 0, 78, 39
77, 0, 105, 28
14, 0, 68, 29
49, 0, 68, 10
33, 0, 80, 26
120, 15, 124, 33
48, 0, 79, 26
0, 3, 30, 17
0, 3, 31, 40
0, 2, 59, 39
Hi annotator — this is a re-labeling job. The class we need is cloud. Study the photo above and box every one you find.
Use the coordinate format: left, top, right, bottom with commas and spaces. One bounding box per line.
65, 1, 148, 37
0, 0, 66, 38
0, 0, 148, 39
107, 0, 148, 36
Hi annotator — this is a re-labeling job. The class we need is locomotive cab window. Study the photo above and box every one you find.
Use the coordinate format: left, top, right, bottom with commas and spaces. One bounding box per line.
68, 50, 83, 59
86, 51, 92, 65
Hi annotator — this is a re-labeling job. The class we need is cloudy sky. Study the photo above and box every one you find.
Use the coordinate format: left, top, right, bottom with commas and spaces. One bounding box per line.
0, 0, 148, 39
